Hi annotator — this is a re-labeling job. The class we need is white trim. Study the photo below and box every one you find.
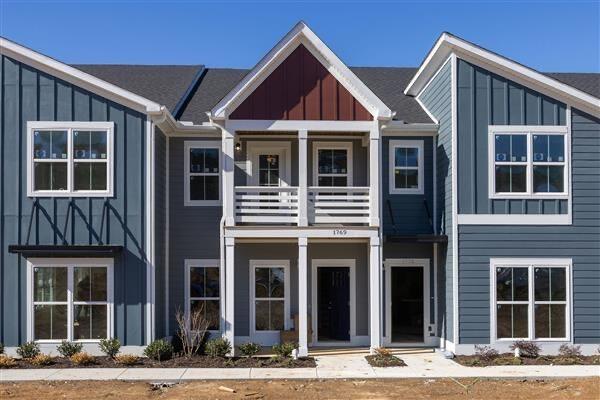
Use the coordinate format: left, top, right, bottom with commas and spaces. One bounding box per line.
311, 259, 356, 346
183, 140, 222, 207
210, 22, 391, 121
388, 139, 424, 195
245, 141, 292, 186
489, 258, 572, 344
457, 214, 571, 225
413, 56, 452, 125
488, 125, 570, 200
405, 33, 600, 118
383, 258, 433, 347
27, 121, 114, 197
26, 258, 114, 343
165, 135, 171, 337
312, 141, 353, 187
566, 106, 573, 225
249, 259, 291, 345
225, 119, 375, 133
146, 119, 155, 344
184, 259, 221, 333
0, 37, 161, 114
450, 54, 459, 345
381, 121, 439, 134
225, 226, 379, 239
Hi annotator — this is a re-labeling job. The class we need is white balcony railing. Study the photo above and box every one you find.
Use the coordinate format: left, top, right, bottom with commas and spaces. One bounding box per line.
234, 186, 299, 224
308, 186, 370, 224
234, 186, 371, 225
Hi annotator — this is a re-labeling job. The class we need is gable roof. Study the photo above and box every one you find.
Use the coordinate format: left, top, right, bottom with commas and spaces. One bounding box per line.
0, 36, 162, 114
405, 32, 600, 118
73, 64, 204, 113
180, 67, 433, 124
209, 21, 393, 121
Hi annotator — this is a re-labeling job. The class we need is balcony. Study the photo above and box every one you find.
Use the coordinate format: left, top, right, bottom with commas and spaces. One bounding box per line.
234, 186, 371, 225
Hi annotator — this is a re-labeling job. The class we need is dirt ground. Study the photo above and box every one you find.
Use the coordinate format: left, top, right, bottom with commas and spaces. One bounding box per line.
1, 377, 598, 400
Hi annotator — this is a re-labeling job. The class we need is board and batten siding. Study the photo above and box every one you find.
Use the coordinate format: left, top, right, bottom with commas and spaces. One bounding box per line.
0, 55, 149, 346
417, 59, 453, 342
382, 136, 434, 235
167, 137, 222, 335
458, 108, 600, 344
456, 59, 568, 215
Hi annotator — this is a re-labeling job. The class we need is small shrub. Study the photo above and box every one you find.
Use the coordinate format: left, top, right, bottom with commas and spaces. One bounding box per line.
70, 352, 95, 366
31, 354, 54, 366
57, 340, 83, 358
558, 344, 582, 358
239, 342, 261, 357
0, 342, 4, 354
0, 355, 16, 368
114, 354, 139, 366
374, 347, 393, 357
99, 338, 121, 358
461, 357, 483, 367
474, 345, 499, 362
510, 340, 540, 358
17, 341, 40, 359
144, 339, 174, 361
272, 342, 296, 358
205, 338, 232, 358
554, 356, 581, 365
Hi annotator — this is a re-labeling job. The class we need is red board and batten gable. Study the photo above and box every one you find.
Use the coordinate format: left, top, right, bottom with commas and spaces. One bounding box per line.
230, 44, 373, 121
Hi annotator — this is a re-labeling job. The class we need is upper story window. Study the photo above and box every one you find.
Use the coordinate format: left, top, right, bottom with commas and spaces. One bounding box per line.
491, 258, 570, 342
489, 126, 569, 199
389, 140, 424, 194
184, 141, 221, 206
27, 122, 114, 197
313, 142, 353, 187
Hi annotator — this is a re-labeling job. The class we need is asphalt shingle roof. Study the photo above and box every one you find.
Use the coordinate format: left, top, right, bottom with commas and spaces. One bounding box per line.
72, 64, 204, 112
70, 64, 599, 124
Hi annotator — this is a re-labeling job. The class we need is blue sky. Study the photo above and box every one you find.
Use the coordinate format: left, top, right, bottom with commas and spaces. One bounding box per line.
1, 1, 598, 72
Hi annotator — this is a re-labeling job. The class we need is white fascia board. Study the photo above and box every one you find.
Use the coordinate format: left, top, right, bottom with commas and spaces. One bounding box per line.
405, 33, 600, 118
153, 106, 220, 136
0, 37, 162, 114
210, 21, 392, 121
381, 121, 438, 134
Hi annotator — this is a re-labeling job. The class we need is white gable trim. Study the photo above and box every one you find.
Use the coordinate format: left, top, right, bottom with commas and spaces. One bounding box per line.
405, 33, 600, 118
210, 22, 392, 121
0, 37, 162, 114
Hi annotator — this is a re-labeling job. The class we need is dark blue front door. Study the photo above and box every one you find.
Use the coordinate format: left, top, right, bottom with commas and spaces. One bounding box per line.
317, 267, 350, 341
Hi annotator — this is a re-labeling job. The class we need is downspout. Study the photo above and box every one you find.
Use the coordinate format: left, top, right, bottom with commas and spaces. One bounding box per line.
219, 215, 226, 338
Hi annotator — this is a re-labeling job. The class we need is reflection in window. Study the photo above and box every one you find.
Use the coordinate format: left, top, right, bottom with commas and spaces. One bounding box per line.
254, 267, 285, 331
188, 266, 220, 330
188, 147, 220, 202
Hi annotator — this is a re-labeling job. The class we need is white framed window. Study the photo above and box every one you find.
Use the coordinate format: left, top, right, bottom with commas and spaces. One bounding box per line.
313, 142, 353, 187
250, 260, 290, 336
27, 121, 114, 197
488, 126, 569, 199
184, 141, 221, 206
184, 259, 220, 331
490, 258, 571, 342
26, 258, 114, 342
389, 140, 424, 194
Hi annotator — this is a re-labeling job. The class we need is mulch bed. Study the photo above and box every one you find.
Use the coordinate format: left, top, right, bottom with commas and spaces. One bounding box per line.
454, 353, 600, 367
2, 355, 316, 369
365, 355, 407, 367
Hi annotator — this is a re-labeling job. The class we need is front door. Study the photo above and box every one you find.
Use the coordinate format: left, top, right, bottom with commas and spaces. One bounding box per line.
317, 267, 350, 341
390, 266, 425, 343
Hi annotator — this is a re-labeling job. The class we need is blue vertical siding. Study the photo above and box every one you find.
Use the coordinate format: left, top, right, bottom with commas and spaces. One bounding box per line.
458, 109, 600, 344
382, 136, 434, 235
418, 59, 453, 341
456, 59, 568, 215
0, 55, 148, 346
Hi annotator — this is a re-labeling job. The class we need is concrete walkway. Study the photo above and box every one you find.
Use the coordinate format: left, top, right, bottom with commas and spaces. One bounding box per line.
1, 350, 598, 382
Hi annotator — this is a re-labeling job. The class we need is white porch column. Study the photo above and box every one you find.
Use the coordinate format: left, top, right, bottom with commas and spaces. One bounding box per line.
224, 237, 235, 355
298, 129, 308, 226
298, 237, 308, 356
222, 127, 236, 226
369, 236, 382, 352
369, 126, 380, 226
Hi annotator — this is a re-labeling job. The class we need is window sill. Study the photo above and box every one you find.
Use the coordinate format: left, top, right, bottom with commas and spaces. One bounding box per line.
184, 200, 222, 207
489, 193, 569, 200
28, 191, 114, 198
389, 188, 424, 195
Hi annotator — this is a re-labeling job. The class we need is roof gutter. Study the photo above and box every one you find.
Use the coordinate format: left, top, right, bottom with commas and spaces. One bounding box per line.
381, 121, 438, 133
150, 107, 219, 135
